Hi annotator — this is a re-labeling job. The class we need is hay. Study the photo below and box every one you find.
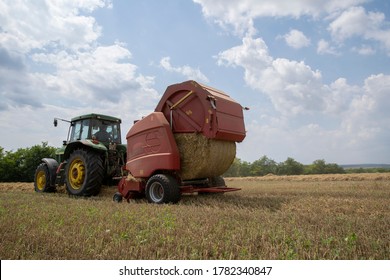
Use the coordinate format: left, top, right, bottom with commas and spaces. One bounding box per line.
126, 174, 143, 182
174, 133, 236, 180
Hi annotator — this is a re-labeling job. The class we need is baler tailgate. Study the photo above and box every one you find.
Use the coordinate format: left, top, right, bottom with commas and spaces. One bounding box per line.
155, 80, 246, 142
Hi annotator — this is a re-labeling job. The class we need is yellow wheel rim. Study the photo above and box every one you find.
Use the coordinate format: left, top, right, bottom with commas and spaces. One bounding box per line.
36, 170, 46, 191
68, 158, 85, 190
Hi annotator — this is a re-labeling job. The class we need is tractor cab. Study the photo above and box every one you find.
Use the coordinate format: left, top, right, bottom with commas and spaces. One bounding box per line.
68, 114, 122, 144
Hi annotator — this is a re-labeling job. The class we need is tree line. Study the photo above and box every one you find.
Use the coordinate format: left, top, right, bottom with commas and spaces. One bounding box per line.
224, 156, 347, 177
0, 144, 388, 182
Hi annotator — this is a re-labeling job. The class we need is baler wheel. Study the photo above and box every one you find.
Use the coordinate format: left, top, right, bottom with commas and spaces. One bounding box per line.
209, 176, 226, 187
65, 149, 104, 196
145, 174, 181, 204
198, 176, 227, 196
34, 163, 55, 193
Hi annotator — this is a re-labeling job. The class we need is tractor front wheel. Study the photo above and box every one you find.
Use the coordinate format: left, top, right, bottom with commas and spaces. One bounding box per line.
34, 163, 55, 193
145, 174, 181, 204
65, 149, 104, 196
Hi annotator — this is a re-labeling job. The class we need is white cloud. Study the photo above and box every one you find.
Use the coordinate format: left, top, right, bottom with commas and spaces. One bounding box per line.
241, 118, 347, 164
194, 0, 389, 56
352, 45, 376, 55
193, 0, 368, 36
0, 1, 158, 110
159, 56, 209, 83
329, 6, 383, 40
31, 44, 141, 103
217, 36, 326, 115
0, 0, 111, 53
317, 39, 340, 55
283, 29, 311, 49
340, 73, 390, 147
239, 74, 390, 163
326, 78, 360, 114
0, 0, 159, 151
329, 6, 390, 54
217, 36, 390, 163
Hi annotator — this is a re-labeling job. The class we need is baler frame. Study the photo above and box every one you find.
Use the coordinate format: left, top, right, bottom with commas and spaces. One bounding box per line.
116, 175, 241, 203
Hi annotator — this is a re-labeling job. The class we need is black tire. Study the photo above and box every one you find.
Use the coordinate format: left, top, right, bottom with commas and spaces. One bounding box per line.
34, 163, 55, 193
145, 174, 181, 204
113, 192, 123, 203
65, 149, 104, 196
199, 176, 226, 195
209, 176, 226, 187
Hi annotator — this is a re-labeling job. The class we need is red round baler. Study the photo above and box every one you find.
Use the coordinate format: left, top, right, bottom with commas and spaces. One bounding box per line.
116, 80, 246, 204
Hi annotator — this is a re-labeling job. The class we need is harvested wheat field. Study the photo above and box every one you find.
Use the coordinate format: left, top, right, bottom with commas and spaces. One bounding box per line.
0, 173, 389, 260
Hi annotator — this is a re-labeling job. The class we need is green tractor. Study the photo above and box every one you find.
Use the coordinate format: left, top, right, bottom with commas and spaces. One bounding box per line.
34, 113, 126, 196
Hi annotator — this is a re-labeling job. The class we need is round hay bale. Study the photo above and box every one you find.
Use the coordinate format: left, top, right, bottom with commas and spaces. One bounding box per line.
174, 133, 236, 180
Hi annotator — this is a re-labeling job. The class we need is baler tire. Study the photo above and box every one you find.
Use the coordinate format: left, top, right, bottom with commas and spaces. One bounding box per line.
145, 174, 181, 204
34, 163, 55, 193
65, 149, 104, 196
209, 176, 226, 187
199, 176, 226, 196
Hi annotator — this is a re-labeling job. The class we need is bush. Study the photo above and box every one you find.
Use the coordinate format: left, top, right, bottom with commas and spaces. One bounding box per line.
0, 142, 56, 182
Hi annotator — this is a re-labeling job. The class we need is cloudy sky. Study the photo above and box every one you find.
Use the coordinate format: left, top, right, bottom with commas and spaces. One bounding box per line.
1, 0, 389, 164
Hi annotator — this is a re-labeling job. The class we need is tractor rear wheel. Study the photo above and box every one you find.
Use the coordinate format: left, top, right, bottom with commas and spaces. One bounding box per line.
145, 174, 181, 204
65, 149, 104, 196
34, 163, 55, 193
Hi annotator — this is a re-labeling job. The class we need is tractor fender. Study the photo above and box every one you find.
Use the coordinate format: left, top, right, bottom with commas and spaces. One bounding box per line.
64, 140, 107, 159
41, 158, 59, 187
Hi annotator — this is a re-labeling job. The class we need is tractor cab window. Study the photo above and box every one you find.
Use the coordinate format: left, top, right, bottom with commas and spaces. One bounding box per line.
91, 120, 121, 143
69, 119, 90, 141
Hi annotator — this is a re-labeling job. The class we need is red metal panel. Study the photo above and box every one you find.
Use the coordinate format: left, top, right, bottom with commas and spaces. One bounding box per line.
155, 80, 246, 142
125, 112, 180, 178
180, 186, 241, 194
117, 177, 145, 200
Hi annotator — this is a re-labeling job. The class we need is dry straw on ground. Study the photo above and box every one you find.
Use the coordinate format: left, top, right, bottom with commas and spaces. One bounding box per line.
1, 174, 389, 260
225, 173, 390, 182
174, 133, 236, 180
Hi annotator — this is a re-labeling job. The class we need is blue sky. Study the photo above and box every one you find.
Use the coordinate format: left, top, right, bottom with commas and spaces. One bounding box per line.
1, 0, 390, 164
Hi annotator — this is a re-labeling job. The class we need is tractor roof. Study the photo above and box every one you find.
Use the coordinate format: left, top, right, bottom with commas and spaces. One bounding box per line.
71, 113, 121, 123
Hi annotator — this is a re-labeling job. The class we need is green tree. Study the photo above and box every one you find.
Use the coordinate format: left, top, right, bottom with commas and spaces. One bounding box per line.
324, 163, 345, 174
240, 160, 252, 177
278, 157, 304, 175
305, 159, 327, 174
0, 142, 56, 182
305, 159, 345, 174
224, 158, 241, 177
250, 155, 278, 176
224, 158, 252, 177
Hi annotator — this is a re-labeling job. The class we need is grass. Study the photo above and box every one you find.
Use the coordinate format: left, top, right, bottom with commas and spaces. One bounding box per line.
0, 174, 389, 260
